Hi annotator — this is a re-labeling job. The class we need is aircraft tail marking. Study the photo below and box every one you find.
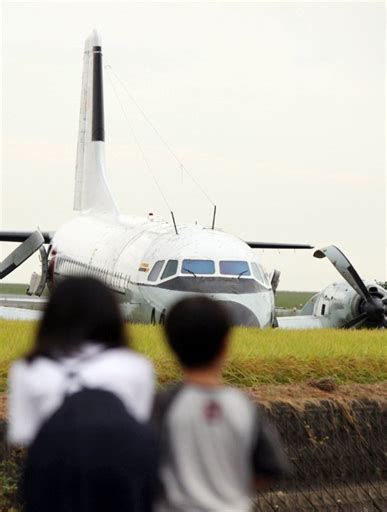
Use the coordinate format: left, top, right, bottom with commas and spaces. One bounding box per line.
74, 30, 118, 215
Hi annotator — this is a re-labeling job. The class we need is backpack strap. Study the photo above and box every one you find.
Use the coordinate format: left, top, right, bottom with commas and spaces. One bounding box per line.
151, 383, 184, 429
151, 383, 184, 499
59, 345, 106, 396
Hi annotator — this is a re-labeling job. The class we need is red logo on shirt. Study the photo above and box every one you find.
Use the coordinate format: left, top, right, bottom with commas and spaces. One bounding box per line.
204, 400, 222, 422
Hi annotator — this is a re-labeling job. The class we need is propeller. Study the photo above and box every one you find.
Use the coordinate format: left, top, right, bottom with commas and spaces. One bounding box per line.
314, 245, 387, 329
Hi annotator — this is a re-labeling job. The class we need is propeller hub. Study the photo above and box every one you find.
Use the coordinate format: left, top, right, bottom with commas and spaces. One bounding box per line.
362, 296, 386, 326
352, 286, 387, 328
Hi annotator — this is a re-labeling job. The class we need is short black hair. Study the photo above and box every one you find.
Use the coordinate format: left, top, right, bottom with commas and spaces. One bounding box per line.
165, 297, 231, 369
27, 277, 127, 361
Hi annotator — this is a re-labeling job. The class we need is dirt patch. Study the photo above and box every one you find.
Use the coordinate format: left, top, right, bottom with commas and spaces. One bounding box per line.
0, 395, 6, 419
245, 381, 387, 407
254, 481, 387, 511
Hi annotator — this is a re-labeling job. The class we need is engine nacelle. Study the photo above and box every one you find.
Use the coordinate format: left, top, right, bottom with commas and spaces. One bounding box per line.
301, 281, 387, 328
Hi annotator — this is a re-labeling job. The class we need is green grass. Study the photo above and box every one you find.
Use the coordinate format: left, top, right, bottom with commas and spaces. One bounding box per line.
0, 283, 29, 295
275, 291, 316, 309
0, 283, 49, 297
0, 321, 386, 391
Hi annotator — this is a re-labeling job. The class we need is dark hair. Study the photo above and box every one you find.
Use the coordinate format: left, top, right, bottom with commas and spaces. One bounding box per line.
27, 277, 127, 361
165, 297, 231, 369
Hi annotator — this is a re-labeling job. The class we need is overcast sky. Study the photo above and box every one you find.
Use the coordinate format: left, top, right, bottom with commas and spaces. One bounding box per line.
1, 1, 385, 291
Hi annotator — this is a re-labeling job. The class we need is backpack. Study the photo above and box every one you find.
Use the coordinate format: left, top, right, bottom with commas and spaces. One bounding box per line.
22, 387, 158, 512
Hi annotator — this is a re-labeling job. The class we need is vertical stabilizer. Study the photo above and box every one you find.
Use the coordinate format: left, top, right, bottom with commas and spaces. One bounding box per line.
74, 31, 118, 215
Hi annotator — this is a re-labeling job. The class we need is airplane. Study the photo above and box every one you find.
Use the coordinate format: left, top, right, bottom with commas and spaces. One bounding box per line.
1, 31, 386, 329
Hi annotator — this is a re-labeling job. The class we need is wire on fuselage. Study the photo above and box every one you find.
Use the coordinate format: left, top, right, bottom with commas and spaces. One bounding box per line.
104, 63, 216, 210
105, 65, 174, 215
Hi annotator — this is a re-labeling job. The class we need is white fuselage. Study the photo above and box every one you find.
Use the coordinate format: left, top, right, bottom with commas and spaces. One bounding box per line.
49, 213, 275, 327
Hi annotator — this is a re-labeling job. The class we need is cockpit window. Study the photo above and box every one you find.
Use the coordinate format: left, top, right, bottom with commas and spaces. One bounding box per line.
148, 260, 165, 281
182, 259, 215, 275
251, 262, 265, 283
161, 260, 178, 279
220, 261, 251, 276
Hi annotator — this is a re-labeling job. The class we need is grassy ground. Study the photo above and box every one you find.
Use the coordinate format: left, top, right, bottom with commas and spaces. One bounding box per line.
0, 284, 29, 295
0, 321, 386, 392
275, 291, 316, 309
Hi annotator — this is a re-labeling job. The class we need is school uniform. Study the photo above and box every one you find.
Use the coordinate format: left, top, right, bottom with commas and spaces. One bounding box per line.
8, 344, 155, 446
22, 388, 159, 512
8, 344, 158, 512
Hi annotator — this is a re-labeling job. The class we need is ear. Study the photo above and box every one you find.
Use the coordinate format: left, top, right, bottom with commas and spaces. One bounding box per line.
218, 335, 230, 362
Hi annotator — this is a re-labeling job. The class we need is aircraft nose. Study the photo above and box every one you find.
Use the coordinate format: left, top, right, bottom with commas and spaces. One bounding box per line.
220, 301, 260, 327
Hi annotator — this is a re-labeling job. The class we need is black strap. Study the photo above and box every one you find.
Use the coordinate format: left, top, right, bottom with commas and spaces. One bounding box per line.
151, 383, 184, 429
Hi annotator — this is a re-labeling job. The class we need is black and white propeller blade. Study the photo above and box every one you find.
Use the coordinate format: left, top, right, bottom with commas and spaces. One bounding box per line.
314, 245, 371, 301
342, 313, 368, 330
0, 230, 45, 279
314, 245, 386, 328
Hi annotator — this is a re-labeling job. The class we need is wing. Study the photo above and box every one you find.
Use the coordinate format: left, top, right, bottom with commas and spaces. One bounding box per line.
246, 242, 313, 250
0, 231, 53, 243
0, 306, 42, 321
0, 295, 46, 321
277, 315, 328, 329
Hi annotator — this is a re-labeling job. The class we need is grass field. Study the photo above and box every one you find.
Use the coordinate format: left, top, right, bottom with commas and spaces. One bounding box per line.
0, 321, 385, 392
0, 283, 29, 295
275, 291, 316, 309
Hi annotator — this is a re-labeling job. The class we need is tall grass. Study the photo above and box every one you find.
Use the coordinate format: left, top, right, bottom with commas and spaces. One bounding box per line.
0, 321, 386, 391
275, 291, 316, 309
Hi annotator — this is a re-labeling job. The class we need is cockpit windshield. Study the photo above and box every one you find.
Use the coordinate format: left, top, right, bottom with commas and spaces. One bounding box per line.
182, 259, 215, 275
220, 261, 251, 276
251, 262, 266, 284
161, 259, 178, 279
148, 260, 165, 281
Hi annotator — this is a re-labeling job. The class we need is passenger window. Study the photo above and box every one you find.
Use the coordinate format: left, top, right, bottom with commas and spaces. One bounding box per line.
161, 260, 178, 279
220, 261, 250, 276
251, 262, 265, 283
148, 260, 165, 281
182, 259, 215, 275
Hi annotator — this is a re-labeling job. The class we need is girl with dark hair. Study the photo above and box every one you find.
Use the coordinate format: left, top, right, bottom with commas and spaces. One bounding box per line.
7, 277, 158, 512
8, 276, 155, 446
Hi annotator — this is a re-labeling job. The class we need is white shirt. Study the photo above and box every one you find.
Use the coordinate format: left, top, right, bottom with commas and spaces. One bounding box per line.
7, 344, 155, 446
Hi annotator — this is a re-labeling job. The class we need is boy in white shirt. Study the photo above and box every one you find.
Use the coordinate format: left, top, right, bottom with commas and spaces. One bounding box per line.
153, 297, 291, 512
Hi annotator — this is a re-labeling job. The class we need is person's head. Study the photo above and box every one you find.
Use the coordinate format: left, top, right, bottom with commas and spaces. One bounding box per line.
27, 277, 127, 361
165, 297, 232, 370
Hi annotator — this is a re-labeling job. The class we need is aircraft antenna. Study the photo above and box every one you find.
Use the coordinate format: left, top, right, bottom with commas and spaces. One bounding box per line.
105, 69, 174, 215
211, 205, 217, 230
171, 211, 179, 235
105, 65, 216, 216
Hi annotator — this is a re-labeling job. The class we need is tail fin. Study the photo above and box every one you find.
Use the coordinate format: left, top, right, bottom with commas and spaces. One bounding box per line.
74, 30, 118, 215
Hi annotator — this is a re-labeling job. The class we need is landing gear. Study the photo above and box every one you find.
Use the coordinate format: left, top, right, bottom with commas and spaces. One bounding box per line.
151, 308, 156, 325
27, 246, 48, 296
159, 309, 166, 325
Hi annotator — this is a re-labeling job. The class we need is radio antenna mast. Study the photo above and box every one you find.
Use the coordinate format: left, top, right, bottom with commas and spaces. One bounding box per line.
211, 205, 217, 230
